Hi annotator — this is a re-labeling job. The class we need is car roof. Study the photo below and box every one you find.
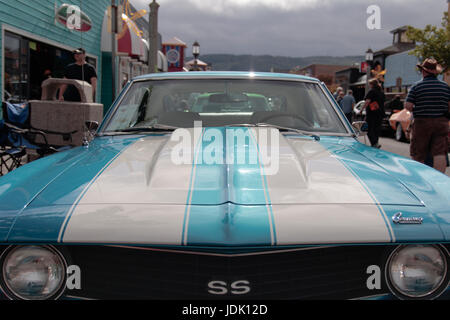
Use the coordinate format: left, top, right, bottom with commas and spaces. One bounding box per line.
133, 71, 319, 83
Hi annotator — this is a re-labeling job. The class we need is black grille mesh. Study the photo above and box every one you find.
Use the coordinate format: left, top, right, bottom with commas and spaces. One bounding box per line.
65, 245, 391, 300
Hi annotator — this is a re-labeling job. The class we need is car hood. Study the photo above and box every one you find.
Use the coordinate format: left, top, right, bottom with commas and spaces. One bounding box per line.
24, 129, 423, 206
1, 128, 449, 244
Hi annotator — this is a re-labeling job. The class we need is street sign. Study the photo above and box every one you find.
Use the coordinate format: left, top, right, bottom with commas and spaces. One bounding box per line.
360, 61, 368, 73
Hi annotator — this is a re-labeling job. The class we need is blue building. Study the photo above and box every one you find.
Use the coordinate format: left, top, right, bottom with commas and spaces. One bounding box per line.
1, 0, 153, 113
384, 50, 421, 93
385, 50, 444, 94
1, 0, 110, 103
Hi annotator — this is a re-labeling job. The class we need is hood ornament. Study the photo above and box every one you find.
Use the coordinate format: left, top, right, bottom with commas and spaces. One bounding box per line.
392, 212, 423, 225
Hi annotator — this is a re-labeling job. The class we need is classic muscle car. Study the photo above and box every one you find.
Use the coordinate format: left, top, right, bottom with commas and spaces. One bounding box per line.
389, 108, 412, 142
0, 72, 449, 300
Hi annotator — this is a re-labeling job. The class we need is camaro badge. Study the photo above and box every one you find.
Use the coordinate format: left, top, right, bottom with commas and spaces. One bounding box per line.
392, 212, 423, 224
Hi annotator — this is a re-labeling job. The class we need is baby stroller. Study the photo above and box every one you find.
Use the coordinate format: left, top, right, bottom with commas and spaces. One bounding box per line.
0, 102, 73, 176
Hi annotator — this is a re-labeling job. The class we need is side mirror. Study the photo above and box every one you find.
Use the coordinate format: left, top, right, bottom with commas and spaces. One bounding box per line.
85, 121, 99, 133
352, 121, 368, 136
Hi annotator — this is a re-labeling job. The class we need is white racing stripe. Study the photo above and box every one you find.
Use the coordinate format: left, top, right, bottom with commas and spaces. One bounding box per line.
62, 130, 202, 244
260, 134, 392, 244
182, 128, 206, 245
248, 128, 276, 245
272, 204, 391, 244
61, 204, 189, 244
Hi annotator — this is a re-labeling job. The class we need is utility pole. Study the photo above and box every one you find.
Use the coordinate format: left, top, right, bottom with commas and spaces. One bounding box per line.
111, 0, 118, 100
149, 0, 160, 73
365, 48, 373, 96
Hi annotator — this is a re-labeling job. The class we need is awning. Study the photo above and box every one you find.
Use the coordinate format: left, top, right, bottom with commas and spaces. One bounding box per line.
118, 14, 146, 59
185, 59, 208, 67
351, 74, 367, 86
163, 37, 187, 47
158, 51, 168, 72
101, 11, 147, 61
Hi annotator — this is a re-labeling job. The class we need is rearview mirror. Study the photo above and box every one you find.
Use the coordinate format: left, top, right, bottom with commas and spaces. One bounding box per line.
209, 93, 248, 103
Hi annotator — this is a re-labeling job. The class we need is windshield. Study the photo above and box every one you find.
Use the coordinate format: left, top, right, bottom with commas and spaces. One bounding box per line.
102, 79, 348, 134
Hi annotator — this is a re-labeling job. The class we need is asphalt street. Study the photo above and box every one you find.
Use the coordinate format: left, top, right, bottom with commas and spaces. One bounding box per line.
357, 135, 450, 177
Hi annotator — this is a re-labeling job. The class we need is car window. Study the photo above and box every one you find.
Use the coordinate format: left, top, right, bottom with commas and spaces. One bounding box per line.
103, 79, 348, 134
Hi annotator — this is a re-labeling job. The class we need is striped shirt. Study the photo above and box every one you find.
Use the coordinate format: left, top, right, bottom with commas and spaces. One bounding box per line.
406, 75, 450, 118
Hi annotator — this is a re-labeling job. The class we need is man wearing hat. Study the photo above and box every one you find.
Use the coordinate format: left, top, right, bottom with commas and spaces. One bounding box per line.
405, 58, 450, 173
58, 48, 97, 102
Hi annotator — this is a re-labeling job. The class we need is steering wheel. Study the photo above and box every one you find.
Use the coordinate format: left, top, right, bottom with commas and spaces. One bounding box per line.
257, 113, 312, 127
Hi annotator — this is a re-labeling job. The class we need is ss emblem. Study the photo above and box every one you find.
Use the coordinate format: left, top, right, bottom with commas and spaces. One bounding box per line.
207, 280, 251, 295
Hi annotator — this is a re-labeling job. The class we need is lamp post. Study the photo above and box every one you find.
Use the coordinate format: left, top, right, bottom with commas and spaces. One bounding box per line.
192, 41, 200, 71
149, 0, 160, 73
365, 48, 373, 95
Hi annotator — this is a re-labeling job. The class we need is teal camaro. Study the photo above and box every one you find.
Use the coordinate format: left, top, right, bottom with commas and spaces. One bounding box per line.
0, 72, 449, 300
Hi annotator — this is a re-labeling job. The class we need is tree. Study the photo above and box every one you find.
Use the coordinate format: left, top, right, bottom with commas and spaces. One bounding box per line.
406, 12, 450, 71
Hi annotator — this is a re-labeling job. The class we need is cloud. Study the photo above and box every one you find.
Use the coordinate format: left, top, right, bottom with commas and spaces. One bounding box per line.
149, 0, 327, 12
174, 0, 328, 14
130, 0, 448, 57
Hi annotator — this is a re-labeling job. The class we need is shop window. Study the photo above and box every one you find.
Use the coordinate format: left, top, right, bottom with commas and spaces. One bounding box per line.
4, 31, 97, 102
4, 32, 29, 102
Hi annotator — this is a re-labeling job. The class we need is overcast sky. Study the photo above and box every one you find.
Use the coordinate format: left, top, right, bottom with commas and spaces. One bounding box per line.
130, 0, 448, 57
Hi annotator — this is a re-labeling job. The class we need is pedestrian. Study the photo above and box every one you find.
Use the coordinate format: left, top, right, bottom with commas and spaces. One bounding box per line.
58, 48, 97, 102
333, 87, 343, 100
336, 91, 345, 105
404, 58, 450, 173
339, 89, 356, 124
364, 79, 385, 148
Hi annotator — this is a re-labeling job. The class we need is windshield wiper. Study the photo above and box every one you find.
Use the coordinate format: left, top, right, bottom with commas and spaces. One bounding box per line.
256, 123, 320, 141
226, 123, 320, 141
99, 124, 179, 136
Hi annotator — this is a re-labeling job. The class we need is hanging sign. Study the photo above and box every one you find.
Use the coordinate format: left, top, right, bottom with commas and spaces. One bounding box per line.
56, 4, 92, 32
360, 62, 368, 73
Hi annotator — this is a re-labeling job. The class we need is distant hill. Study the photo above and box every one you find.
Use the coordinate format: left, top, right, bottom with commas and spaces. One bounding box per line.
192, 54, 364, 72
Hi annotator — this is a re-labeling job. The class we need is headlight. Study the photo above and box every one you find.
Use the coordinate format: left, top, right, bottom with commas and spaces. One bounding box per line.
386, 245, 449, 299
1, 246, 67, 300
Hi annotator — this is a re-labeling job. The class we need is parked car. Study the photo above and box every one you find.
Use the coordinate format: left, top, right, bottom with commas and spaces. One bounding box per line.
352, 100, 366, 121
0, 72, 449, 300
389, 109, 450, 146
389, 108, 412, 142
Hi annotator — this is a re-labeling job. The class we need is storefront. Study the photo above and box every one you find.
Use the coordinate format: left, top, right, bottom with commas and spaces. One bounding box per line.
3, 28, 98, 102
1, 0, 110, 104
100, 10, 153, 107
384, 50, 422, 94
335, 67, 366, 102
1, 0, 161, 113
100, 12, 168, 109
